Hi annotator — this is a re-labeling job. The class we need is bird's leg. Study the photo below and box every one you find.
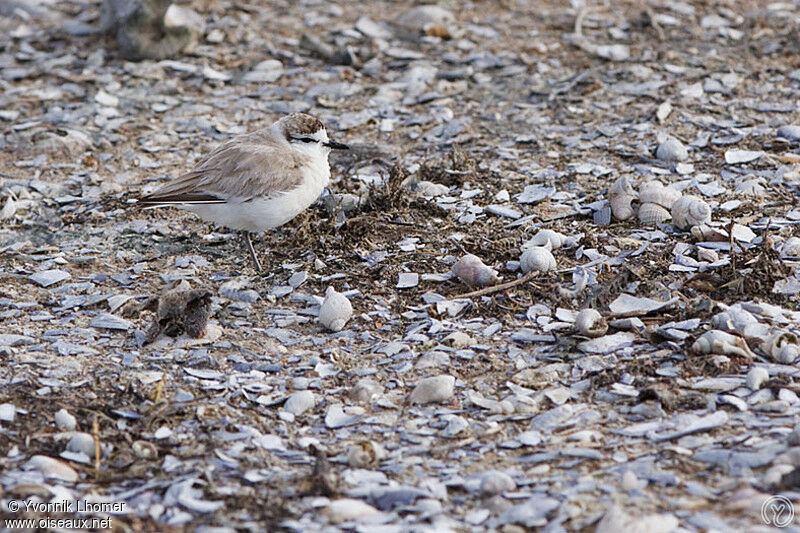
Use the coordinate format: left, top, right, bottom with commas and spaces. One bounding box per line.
242, 232, 263, 272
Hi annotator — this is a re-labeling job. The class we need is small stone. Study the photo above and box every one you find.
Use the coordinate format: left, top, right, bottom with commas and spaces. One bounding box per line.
656, 136, 688, 162
409, 375, 455, 405
0, 403, 15, 422
397, 272, 419, 289
350, 378, 384, 403
480, 470, 516, 496
746, 367, 769, 391
323, 499, 380, 524
66, 432, 96, 458
55, 409, 77, 431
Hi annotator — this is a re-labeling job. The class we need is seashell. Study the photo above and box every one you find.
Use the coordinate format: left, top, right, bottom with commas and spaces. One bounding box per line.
746, 367, 769, 391
318, 287, 353, 332
346, 441, 386, 468
525, 229, 567, 250
284, 390, 316, 416
350, 378, 384, 403
638, 181, 682, 209
656, 136, 689, 162
761, 330, 800, 364
691, 330, 754, 358
671, 195, 712, 230
0, 196, 16, 220
451, 254, 499, 287
711, 306, 763, 336
66, 432, 97, 459
24, 455, 79, 482
781, 237, 800, 258
323, 499, 380, 524
691, 224, 728, 242
697, 247, 718, 262
55, 409, 77, 431
637, 202, 671, 226
608, 176, 637, 221
575, 309, 608, 338
519, 246, 556, 273
777, 125, 800, 142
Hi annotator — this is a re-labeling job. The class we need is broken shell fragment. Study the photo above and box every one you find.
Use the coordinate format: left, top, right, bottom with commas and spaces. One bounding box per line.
318, 287, 353, 332
575, 308, 608, 338
692, 330, 754, 358
519, 246, 556, 273
656, 136, 689, 162
671, 195, 711, 230
637, 202, 671, 226
451, 254, 499, 287
781, 237, 800, 258
608, 176, 637, 221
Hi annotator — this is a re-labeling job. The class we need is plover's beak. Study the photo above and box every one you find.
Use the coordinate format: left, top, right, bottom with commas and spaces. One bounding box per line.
324, 140, 349, 150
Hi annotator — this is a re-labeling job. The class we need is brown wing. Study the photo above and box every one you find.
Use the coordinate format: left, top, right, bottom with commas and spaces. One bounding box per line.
138, 131, 308, 206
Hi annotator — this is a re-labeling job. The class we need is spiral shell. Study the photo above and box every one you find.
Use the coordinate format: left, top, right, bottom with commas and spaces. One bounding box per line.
637, 202, 671, 226
638, 181, 682, 209
524, 229, 567, 250
318, 286, 353, 332
671, 195, 711, 230
692, 330, 754, 358
451, 254, 499, 287
691, 224, 728, 242
519, 246, 556, 273
575, 308, 607, 338
761, 330, 800, 364
608, 176, 637, 221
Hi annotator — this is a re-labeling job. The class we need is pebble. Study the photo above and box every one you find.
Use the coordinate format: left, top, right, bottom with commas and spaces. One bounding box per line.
0, 403, 15, 422
746, 367, 769, 391
323, 499, 380, 524
55, 409, 77, 431
656, 136, 688, 162
479, 470, 516, 495
397, 272, 420, 289
66, 432, 96, 458
409, 375, 455, 404
284, 390, 316, 416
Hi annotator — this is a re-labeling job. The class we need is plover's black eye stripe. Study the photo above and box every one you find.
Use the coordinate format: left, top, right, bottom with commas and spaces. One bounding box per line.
291, 136, 317, 143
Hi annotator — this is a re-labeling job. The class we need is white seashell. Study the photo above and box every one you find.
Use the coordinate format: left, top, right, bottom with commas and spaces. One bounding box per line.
346, 441, 386, 468
66, 432, 97, 458
519, 246, 556, 273
671, 195, 711, 230
0, 403, 15, 422
525, 229, 567, 250
711, 307, 759, 335
323, 499, 380, 524
637, 202, 671, 226
761, 331, 800, 363
697, 247, 718, 262
692, 330, 754, 358
318, 287, 353, 332
608, 176, 637, 221
638, 181, 682, 208
409, 374, 455, 404
284, 390, 316, 416
451, 254, 499, 287
24, 455, 79, 482
479, 470, 516, 496
746, 367, 769, 391
691, 224, 728, 242
781, 237, 800, 257
656, 136, 689, 162
575, 309, 608, 338
0, 196, 16, 220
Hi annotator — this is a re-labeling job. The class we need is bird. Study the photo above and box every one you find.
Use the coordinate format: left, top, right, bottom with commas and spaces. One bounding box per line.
137, 113, 349, 271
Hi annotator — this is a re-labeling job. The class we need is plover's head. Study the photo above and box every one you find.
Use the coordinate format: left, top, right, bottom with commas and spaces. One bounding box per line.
273, 113, 349, 155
